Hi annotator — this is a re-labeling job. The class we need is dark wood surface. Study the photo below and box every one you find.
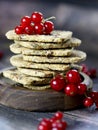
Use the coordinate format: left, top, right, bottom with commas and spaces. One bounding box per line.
0, 69, 92, 111
0, 40, 98, 130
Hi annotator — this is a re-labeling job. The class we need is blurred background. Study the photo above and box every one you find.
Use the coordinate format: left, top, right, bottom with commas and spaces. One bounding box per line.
0, 0, 98, 69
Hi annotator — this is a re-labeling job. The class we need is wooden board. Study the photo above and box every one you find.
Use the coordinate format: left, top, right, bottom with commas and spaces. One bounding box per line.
0, 68, 93, 111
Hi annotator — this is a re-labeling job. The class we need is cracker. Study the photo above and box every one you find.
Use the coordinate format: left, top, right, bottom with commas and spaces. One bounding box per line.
3, 69, 51, 85
10, 43, 26, 54
6, 30, 72, 43
10, 43, 72, 56
23, 50, 86, 64
18, 67, 54, 78
10, 55, 71, 71
14, 37, 81, 49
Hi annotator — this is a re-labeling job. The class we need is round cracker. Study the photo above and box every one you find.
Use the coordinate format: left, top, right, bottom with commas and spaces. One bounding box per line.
3, 69, 51, 85
18, 67, 54, 78
14, 37, 81, 49
10, 55, 71, 71
23, 50, 87, 64
6, 30, 72, 43
10, 43, 72, 56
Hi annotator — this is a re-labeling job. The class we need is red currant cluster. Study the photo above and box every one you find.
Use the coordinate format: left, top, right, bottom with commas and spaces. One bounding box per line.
15, 11, 54, 35
37, 111, 67, 130
51, 69, 87, 96
50, 69, 98, 108
84, 91, 98, 108
91, 91, 98, 108
81, 64, 97, 78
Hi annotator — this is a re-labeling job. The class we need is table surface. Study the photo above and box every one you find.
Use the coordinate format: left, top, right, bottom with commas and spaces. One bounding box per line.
0, 39, 98, 130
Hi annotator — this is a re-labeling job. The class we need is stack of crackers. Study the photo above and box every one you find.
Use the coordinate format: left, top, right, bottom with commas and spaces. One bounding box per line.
3, 30, 86, 90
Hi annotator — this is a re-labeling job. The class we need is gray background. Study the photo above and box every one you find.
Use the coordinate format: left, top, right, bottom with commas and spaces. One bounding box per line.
0, 0, 98, 69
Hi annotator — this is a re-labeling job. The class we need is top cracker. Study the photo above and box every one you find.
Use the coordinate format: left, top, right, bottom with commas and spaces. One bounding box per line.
6, 30, 72, 43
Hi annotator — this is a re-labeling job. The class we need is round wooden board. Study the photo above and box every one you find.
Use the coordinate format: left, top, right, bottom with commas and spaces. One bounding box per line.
0, 68, 93, 111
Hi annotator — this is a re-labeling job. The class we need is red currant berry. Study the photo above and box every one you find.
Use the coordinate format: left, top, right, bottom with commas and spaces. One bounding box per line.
90, 91, 98, 109
15, 25, 24, 34
38, 124, 49, 130
66, 69, 82, 84
31, 11, 43, 23
44, 21, 54, 34
50, 117, 57, 124
62, 120, 67, 129
81, 65, 91, 77
83, 97, 94, 107
38, 118, 52, 130
90, 91, 98, 102
54, 111, 63, 120
64, 84, 78, 96
21, 16, 31, 27
81, 64, 97, 78
81, 64, 88, 74
24, 25, 34, 35
77, 83, 87, 95
50, 75, 66, 91
52, 120, 67, 130
34, 23, 44, 34
88, 68, 97, 78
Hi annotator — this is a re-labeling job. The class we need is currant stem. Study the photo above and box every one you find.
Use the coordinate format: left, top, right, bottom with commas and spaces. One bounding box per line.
84, 93, 88, 98
31, 22, 34, 26
45, 16, 56, 21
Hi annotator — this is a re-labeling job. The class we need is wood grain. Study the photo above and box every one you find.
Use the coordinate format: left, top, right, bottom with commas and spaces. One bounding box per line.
0, 68, 93, 111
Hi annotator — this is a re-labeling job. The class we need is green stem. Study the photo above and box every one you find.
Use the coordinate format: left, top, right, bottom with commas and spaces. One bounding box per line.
45, 16, 56, 21
84, 92, 88, 98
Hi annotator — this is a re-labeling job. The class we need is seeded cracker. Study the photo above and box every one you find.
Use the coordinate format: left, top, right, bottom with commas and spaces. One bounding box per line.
10, 55, 71, 71
23, 50, 86, 64
14, 37, 81, 49
3, 69, 51, 85
10, 43, 72, 56
6, 30, 72, 43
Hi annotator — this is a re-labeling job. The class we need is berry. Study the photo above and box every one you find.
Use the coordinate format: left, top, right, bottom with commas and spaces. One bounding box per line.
44, 21, 54, 34
50, 117, 57, 123
38, 124, 48, 130
81, 64, 97, 78
91, 91, 98, 109
77, 83, 87, 95
15, 25, 24, 34
15, 11, 54, 35
88, 68, 97, 78
90, 91, 98, 102
37, 112, 67, 130
52, 120, 67, 130
38, 124, 50, 130
90, 91, 97, 100
54, 111, 63, 120
31, 11, 43, 23
34, 23, 44, 34
83, 97, 94, 107
21, 16, 31, 27
81, 64, 88, 74
24, 25, 34, 35
66, 69, 82, 84
50, 75, 66, 91
38, 118, 52, 130
64, 84, 78, 96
